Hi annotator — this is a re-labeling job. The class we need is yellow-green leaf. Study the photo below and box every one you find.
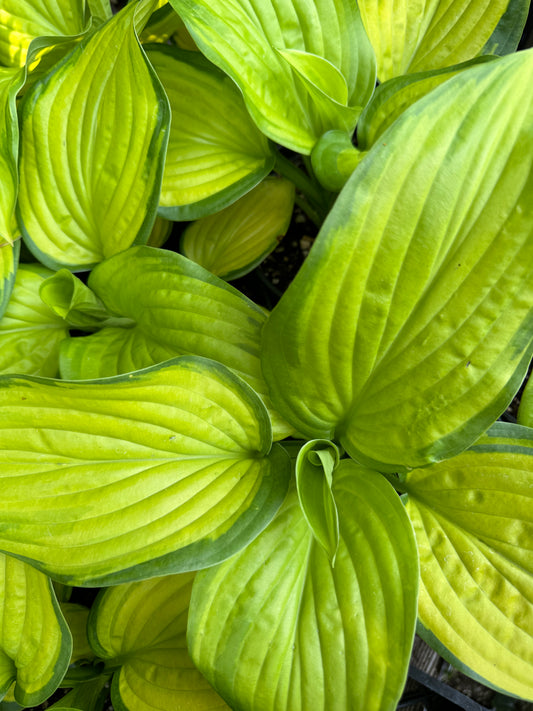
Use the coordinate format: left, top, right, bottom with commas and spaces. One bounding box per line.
147, 45, 275, 220
358, 0, 529, 81
88, 574, 228, 710
0, 357, 290, 586
17, 0, 170, 271
181, 177, 294, 280
0, 554, 72, 706
403, 422, 533, 700
262, 50, 533, 471
0, 0, 89, 68
0, 263, 69, 376
189, 464, 419, 711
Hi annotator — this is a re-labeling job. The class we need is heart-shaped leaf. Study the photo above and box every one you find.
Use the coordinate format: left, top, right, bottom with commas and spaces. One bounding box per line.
0, 0, 89, 67
0, 554, 72, 706
59, 245, 292, 440
17, 0, 170, 271
188, 461, 419, 711
181, 177, 294, 281
262, 49, 533, 471
0, 356, 290, 586
403, 422, 533, 700
146, 45, 275, 221
0, 264, 69, 376
169, 0, 376, 153
88, 573, 228, 710
358, 0, 529, 81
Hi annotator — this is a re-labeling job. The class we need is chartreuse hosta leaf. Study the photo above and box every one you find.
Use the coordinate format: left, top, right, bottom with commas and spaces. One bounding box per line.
88, 573, 228, 710
146, 46, 275, 221
0, 356, 290, 586
59, 245, 292, 440
262, 50, 533, 472
60, 604, 94, 666
17, 0, 170, 271
358, 0, 529, 81
140, 3, 184, 44
39, 268, 132, 331
169, 0, 376, 153
403, 422, 533, 700
0, 554, 72, 706
181, 177, 295, 280
0, 67, 25, 246
0, 0, 89, 67
189, 462, 419, 711
0, 240, 18, 321
0, 263, 69, 376
357, 56, 496, 150
295, 440, 340, 564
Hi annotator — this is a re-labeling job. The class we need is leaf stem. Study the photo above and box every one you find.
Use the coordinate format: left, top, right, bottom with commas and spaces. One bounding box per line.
379, 470, 409, 494
274, 151, 330, 223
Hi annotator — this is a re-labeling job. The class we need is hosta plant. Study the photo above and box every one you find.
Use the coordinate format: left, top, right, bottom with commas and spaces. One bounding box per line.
0, 0, 532, 710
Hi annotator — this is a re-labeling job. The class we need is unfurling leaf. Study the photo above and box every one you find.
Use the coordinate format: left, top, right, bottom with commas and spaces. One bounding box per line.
169, 0, 376, 153
59, 246, 293, 440
189, 463, 419, 711
295, 439, 340, 564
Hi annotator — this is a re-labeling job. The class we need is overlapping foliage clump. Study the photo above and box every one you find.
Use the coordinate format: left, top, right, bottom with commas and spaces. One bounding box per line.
0, 0, 533, 709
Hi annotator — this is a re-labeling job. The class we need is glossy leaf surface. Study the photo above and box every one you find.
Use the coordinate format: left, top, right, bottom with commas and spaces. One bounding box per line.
17, 0, 169, 271
88, 574, 228, 710
168, 0, 376, 153
0, 357, 290, 586
189, 462, 419, 711
262, 50, 533, 471
59, 246, 292, 439
147, 46, 275, 220
0, 0, 88, 67
403, 422, 533, 700
0, 264, 69, 376
0, 554, 71, 706
181, 177, 295, 280
358, 0, 528, 81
